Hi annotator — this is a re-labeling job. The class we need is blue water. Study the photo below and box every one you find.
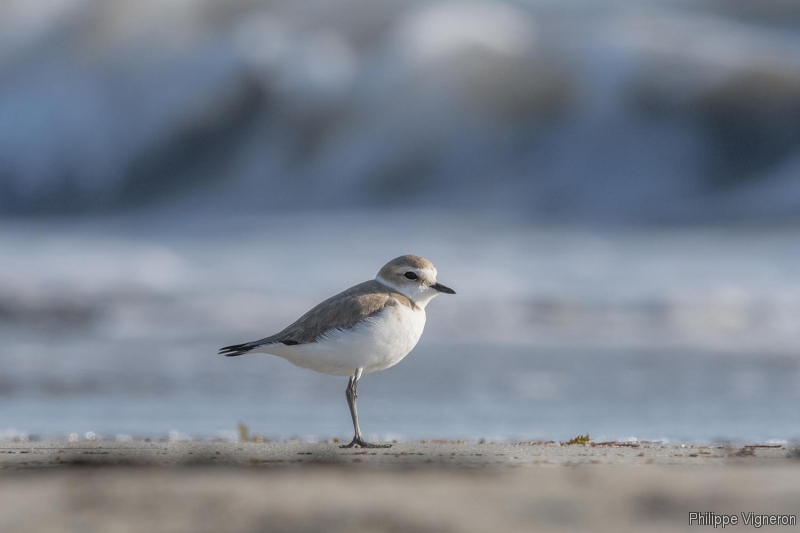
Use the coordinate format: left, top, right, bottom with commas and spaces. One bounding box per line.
3, 0, 800, 222
0, 213, 798, 443
0, 344, 797, 443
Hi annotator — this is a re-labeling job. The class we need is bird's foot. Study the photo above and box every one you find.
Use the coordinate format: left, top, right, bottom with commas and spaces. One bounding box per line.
339, 436, 392, 449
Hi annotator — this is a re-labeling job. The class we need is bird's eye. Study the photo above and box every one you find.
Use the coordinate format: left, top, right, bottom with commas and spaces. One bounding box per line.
404, 272, 418, 280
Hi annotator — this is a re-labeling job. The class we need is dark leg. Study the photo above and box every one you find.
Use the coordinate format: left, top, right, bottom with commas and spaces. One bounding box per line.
339, 368, 391, 449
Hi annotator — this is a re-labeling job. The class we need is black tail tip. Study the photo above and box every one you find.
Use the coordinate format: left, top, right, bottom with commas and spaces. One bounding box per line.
219, 344, 250, 357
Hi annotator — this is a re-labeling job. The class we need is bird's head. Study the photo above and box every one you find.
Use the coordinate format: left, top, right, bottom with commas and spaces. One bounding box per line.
376, 254, 455, 308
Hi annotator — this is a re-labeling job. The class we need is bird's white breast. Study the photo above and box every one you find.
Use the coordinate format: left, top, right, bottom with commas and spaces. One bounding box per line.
267, 302, 426, 376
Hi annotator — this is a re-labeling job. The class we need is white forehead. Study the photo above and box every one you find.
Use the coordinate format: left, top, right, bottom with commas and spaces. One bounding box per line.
389, 264, 436, 277
420, 266, 437, 279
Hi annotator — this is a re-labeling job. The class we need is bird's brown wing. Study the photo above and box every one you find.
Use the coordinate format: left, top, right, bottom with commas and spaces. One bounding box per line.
219, 280, 414, 356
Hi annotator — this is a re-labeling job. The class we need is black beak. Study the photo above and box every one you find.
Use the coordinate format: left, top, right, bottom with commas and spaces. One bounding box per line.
432, 282, 456, 295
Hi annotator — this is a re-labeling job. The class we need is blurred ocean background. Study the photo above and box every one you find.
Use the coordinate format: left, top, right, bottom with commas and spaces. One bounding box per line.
1, 0, 800, 442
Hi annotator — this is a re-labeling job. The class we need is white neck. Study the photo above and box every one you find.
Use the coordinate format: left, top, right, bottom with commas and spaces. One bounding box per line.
409, 288, 439, 309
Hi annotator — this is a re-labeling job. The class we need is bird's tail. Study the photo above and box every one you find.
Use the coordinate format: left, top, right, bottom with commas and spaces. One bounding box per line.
220, 338, 298, 357
218, 341, 262, 357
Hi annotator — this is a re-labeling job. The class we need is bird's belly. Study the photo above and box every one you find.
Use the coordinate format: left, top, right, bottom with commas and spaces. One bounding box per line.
270, 306, 426, 376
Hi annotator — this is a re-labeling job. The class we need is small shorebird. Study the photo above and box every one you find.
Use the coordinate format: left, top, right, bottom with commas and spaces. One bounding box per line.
219, 255, 455, 448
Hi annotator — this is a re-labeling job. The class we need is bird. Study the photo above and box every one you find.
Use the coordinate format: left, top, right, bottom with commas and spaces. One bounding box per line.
219, 254, 455, 448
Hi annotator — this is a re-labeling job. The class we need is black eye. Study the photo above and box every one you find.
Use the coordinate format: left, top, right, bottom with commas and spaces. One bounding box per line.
404, 272, 418, 280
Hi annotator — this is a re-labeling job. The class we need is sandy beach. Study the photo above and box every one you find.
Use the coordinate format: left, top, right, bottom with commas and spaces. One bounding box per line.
1, 440, 798, 532
0, 439, 794, 468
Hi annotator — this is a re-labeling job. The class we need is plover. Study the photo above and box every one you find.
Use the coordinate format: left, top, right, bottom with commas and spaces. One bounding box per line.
219, 255, 455, 448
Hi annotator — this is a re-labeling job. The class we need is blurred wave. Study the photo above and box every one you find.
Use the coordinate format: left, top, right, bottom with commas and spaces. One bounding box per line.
1, 213, 799, 441
2, 0, 800, 221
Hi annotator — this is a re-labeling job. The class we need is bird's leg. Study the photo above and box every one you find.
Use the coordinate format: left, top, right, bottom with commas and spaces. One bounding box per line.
342, 373, 359, 440
340, 368, 391, 449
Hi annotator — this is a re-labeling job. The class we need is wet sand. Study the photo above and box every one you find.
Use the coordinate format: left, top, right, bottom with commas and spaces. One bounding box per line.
1, 440, 798, 532
0, 439, 794, 468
